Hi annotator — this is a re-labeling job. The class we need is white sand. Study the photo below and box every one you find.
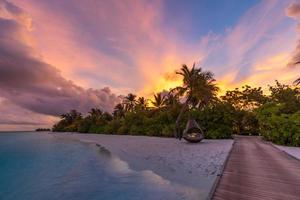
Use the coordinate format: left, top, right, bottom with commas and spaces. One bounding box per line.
275, 145, 300, 160
52, 132, 233, 199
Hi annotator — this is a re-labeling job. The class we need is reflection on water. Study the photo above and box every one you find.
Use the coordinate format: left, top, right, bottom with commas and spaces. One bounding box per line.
0, 132, 203, 200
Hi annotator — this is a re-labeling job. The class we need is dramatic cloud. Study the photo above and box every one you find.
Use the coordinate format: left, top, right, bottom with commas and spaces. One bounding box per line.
200, 0, 300, 92
285, 2, 300, 19
10, 0, 202, 96
285, 2, 300, 67
0, 98, 58, 131
0, 0, 120, 118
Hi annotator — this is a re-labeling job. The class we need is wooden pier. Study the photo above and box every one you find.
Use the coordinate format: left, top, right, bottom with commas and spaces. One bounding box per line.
213, 136, 300, 200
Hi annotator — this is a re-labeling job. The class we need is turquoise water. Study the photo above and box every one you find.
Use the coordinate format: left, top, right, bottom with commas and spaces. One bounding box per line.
0, 132, 199, 200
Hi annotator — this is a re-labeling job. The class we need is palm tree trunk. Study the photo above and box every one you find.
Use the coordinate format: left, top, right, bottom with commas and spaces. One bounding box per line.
174, 100, 189, 139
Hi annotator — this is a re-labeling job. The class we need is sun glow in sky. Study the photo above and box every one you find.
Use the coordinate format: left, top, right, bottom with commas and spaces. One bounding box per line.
0, 0, 300, 130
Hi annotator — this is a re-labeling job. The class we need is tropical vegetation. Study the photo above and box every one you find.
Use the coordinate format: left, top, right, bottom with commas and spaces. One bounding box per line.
52, 64, 300, 146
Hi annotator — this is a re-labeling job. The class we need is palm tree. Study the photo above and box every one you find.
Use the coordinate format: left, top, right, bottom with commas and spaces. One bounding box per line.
101, 112, 113, 121
151, 92, 166, 109
136, 97, 148, 110
293, 61, 300, 85
88, 108, 103, 121
294, 78, 300, 85
172, 63, 219, 139
89, 108, 102, 115
61, 109, 82, 124
113, 103, 125, 118
165, 92, 180, 107
88, 108, 112, 123
124, 93, 137, 112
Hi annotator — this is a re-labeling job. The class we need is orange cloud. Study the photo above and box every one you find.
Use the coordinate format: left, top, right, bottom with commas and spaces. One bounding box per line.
254, 53, 290, 71
217, 52, 299, 94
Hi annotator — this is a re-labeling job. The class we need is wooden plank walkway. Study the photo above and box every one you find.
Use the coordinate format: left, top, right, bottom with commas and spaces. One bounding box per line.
212, 136, 300, 200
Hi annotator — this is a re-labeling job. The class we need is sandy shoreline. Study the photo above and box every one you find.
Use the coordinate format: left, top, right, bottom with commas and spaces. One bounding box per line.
274, 144, 300, 160
51, 132, 233, 199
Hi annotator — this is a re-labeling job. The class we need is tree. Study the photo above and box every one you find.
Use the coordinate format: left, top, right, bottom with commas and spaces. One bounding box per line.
88, 108, 103, 122
136, 97, 148, 110
256, 103, 300, 146
113, 103, 126, 118
293, 61, 300, 85
165, 92, 180, 107
53, 109, 82, 132
294, 78, 300, 85
221, 86, 266, 135
269, 80, 300, 114
221, 85, 267, 110
61, 109, 82, 124
124, 93, 137, 112
151, 92, 166, 109
172, 63, 219, 139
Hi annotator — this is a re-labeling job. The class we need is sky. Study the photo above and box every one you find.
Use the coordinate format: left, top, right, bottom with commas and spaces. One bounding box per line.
0, 0, 300, 131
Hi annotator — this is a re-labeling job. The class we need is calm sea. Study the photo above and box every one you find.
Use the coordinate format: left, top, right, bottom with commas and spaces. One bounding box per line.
0, 132, 200, 200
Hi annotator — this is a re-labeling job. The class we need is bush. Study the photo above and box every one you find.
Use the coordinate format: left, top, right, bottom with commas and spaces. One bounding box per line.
191, 102, 234, 139
206, 125, 232, 139
236, 111, 259, 136
161, 124, 175, 137
104, 120, 121, 134
78, 121, 91, 133
256, 103, 300, 146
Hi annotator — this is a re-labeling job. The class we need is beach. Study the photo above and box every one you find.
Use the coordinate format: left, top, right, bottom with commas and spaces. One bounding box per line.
274, 144, 300, 160
52, 132, 233, 199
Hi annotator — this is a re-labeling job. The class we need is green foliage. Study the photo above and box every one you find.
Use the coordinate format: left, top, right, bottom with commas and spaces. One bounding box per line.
256, 103, 300, 146
269, 81, 300, 114
172, 63, 219, 108
190, 102, 234, 139
52, 109, 82, 132
221, 85, 267, 110
104, 119, 121, 134
221, 86, 266, 135
77, 118, 91, 133
234, 110, 259, 135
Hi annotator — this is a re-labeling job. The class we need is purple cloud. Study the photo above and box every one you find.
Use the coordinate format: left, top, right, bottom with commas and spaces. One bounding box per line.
0, 0, 121, 117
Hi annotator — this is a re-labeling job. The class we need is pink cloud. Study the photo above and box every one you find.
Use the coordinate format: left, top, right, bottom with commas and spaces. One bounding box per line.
0, 98, 59, 131
286, 2, 300, 19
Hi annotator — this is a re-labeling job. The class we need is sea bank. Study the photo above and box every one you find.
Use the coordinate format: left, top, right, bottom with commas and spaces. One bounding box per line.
52, 132, 233, 199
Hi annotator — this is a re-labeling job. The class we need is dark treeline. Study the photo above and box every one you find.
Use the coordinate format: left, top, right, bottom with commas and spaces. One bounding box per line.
36, 128, 51, 131
53, 64, 300, 146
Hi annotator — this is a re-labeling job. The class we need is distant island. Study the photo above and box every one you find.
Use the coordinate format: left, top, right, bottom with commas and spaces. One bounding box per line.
36, 128, 51, 132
